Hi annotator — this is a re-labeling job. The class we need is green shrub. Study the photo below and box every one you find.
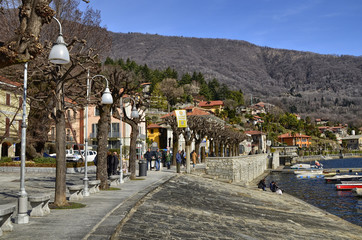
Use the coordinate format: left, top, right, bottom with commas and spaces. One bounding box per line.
0, 157, 12, 163
33, 157, 56, 164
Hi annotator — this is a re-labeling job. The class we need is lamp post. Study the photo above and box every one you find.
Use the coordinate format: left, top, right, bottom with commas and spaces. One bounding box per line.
15, 16, 70, 224
119, 96, 139, 183
185, 126, 191, 174
84, 72, 113, 196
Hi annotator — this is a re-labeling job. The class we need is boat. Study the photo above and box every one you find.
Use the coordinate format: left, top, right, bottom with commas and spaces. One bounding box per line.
294, 169, 324, 175
335, 181, 362, 190
296, 174, 324, 179
290, 163, 315, 169
325, 174, 362, 183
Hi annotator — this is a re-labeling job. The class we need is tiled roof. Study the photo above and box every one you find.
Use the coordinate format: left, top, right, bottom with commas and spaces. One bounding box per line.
0, 75, 22, 87
161, 107, 210, 118
244, 130, 265, 135
198, 100, 224, 107
147, 123, 162, 129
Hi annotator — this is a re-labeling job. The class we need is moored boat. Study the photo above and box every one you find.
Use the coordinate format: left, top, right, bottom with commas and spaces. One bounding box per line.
325, 174, 362, 183
294, 169, 324, 175
335, 181, 362, 190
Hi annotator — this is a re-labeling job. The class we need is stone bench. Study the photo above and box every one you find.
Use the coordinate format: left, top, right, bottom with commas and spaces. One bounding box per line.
88, 180, 101, 193
28, 194, 51, 217
67, 185, 84, 201
109, 175, 120, 187
0, 204, 16, 237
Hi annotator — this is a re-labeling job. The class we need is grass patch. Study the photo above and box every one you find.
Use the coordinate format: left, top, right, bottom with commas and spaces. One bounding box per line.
49, 202, 86, 209
102, 187, 121, 191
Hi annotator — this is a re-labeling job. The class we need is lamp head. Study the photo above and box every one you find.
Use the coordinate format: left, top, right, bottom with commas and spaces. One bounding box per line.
101, 87, 113, 104
131, 106, 139, 119
49, 35, 70, 64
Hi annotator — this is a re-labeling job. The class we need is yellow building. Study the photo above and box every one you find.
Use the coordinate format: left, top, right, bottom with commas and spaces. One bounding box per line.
0, 76, 28, 158
147, 123, 168, 149
198, 100, 224, 113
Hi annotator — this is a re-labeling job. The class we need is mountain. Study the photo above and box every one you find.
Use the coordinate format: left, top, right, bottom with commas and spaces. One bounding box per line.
109, 32, 362, 126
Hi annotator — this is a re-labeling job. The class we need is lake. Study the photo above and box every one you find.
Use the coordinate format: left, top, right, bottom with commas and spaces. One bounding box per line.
266, 157, 362, 227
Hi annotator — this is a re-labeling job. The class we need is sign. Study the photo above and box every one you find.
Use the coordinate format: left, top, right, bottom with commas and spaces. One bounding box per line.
175, 110, 187, 128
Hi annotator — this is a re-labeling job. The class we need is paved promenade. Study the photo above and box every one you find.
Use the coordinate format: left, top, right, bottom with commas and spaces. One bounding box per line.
0, 164, 361, 239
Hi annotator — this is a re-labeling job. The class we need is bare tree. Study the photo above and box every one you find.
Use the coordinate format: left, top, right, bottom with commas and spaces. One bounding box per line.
159, 78, 184, 112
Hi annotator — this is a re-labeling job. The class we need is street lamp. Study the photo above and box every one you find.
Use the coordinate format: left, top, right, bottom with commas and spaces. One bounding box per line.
185, 126, 191, 174
119, 96, 139, 183
84, 72, 113, 196
15, 16, 70, 224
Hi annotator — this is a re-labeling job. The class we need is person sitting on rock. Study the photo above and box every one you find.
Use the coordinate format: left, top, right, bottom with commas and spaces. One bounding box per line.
258, 179, 266, 191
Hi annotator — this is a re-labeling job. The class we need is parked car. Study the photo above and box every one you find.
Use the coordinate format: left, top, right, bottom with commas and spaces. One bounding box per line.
80, 150, 97, 162
66, 149, 82, 162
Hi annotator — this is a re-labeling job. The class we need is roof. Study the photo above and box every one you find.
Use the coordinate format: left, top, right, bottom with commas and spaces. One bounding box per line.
341, 134, 362, 140
0, 75, 22, 87
198, 100, 224, 107
278, 133, 311, 139
244, 130, 265, 136
161, 107, 210, 118
147, 123, 163, 129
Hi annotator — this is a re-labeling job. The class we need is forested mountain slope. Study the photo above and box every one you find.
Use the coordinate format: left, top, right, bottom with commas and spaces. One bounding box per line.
89, 32, 362, 126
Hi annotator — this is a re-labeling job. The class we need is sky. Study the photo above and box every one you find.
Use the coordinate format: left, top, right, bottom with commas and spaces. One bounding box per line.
79, 0, 362, 56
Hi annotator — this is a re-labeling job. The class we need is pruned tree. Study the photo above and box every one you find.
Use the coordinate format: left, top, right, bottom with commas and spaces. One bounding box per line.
0, 0, 97, 68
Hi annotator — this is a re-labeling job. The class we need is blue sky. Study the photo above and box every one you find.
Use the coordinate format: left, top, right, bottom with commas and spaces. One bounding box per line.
80, 0, 362, 56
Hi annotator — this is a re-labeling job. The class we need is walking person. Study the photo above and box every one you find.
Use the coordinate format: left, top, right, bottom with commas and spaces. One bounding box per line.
165, 150, 172, 169
176, 150, 182, 173
107, 151, 113, 177
191, 150, 197, 169
144, 148, 152, 171
155, 148, 162, 171
181, 150, 186, 168
112, 152, 119, 175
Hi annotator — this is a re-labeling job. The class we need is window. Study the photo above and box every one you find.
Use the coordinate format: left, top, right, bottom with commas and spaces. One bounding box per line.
95, 107, 100, 116
151, 129, 154, 134
111, 123, 119, 133
6, 93, 10, 106
92, 123, 98, 134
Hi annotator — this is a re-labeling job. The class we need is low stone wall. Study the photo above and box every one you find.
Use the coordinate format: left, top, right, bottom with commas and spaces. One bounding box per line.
0, 166, 96, 174
206, 154, 278, 185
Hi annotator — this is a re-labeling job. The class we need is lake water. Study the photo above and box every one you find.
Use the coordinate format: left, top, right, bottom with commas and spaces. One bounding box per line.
266, 157, 362, 227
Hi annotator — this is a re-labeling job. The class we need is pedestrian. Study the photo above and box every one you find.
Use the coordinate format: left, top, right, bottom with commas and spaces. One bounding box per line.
107, 151, 113, 177
162, 150, 166, 167
191, 150, 197, 169
155, 148, 162, 171
269, 181, 274, 191
176, 150, 182, 173
258, 179, 266, 191
181, 150, 186, 168
144, 148, 152, 170
112, 152, 119, 175
165, 150, 171, 169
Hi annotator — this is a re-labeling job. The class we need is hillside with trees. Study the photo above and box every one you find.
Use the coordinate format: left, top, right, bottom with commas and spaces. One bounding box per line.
107, 32, 362, 127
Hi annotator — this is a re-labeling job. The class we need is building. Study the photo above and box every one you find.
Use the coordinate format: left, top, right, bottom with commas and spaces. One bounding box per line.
47, 98, 146, 158
244, 130, 267, 154
341, 134, 362, 150
0, 76, 28, 158
198, 100, 224, 113
278, 133, 311, 148
146, 123, 168, 150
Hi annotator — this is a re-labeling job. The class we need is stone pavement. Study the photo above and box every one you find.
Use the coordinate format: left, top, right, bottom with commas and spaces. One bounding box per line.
0, 166, 177, 240
0, 164, 361, 240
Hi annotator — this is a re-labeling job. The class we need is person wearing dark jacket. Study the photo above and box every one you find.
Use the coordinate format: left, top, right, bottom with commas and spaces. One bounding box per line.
112, 152, 119, 175
258, 179, 266, 191
144, 148, 152, 170
107, 151, 113, 177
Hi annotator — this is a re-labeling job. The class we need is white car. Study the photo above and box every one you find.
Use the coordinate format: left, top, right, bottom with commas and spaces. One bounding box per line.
80, 150, 97, 162
66, 149, 82, 162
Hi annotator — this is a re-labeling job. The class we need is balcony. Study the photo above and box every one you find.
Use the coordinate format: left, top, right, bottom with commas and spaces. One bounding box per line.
89, 132, 120, 139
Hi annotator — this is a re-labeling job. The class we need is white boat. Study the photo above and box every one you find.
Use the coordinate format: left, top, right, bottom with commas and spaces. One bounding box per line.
294, 169, 324, 175
290, 163, 313, 169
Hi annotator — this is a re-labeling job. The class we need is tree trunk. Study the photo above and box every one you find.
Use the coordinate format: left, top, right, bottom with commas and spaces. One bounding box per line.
209, 140, 214, 157
215, 141, 219, 157
54, 82, 67, 206
97, 104, 111, 190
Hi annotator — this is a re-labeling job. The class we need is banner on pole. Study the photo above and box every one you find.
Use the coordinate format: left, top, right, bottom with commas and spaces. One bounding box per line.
175, 110, 187, 128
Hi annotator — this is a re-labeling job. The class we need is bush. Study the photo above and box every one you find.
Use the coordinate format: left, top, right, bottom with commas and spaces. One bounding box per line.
33, 157, 56, 164
0, 157, 12, 163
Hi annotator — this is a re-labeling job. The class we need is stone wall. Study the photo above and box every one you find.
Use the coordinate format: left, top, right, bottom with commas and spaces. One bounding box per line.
206, 154, 278, 185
